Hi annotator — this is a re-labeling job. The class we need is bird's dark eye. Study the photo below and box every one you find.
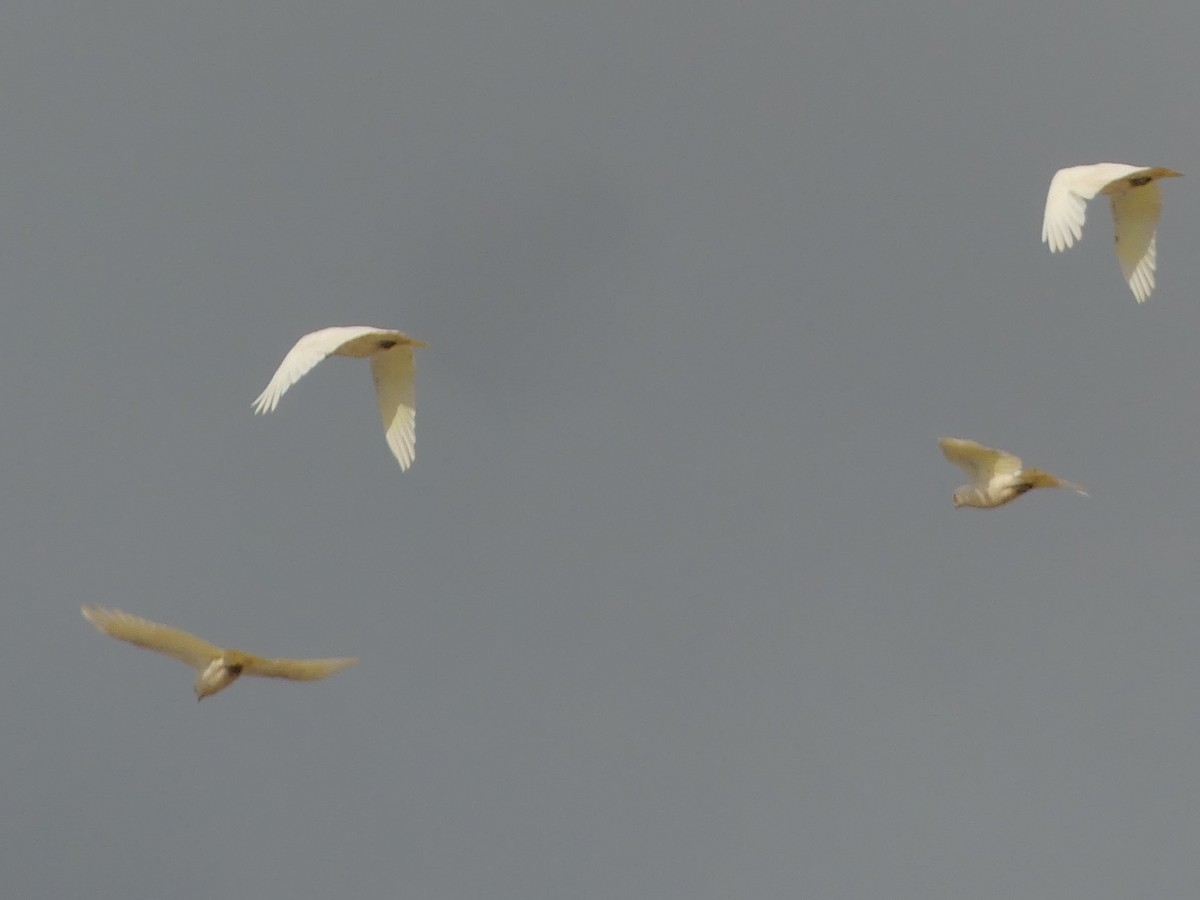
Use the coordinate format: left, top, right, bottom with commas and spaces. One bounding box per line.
378, 340, 397, 350
1130, 176, 1152, 187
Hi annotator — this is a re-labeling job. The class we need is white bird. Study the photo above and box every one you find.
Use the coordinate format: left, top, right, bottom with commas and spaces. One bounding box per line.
939, 437, 1086, 509
1041, 163, 1182, 303
82, 605, 358, 700
253, 326, 427, 470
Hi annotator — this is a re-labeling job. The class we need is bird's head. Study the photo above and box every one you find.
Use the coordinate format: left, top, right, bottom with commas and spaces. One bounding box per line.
952, 489, 967, 508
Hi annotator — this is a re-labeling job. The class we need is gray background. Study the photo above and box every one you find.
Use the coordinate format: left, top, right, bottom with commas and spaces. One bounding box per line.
3, 0, 1200, 897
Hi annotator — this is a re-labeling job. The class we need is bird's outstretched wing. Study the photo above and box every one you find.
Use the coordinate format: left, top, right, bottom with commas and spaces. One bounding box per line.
82, 605, 220, 668
939, 437, 1021, 484
1110, 183, 1162, 303
237, 653, 359, 681
252, 326, 395, 414
1042, 168, 1097, 252
370, 346, 418, 470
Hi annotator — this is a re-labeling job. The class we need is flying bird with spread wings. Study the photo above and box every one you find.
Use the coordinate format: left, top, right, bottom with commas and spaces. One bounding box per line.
253, 326, 427, 470
82, 605, 357, 700
939, 438, 1086, 509
1041, 163, 1182, 303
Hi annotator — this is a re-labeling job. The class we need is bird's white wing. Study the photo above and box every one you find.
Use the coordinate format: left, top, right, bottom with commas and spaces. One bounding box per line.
238, 654, 358, 681
252, 326, 388, 414
82, 605, 221, 669
939, 438, 1021, 486
370, 346, 417, 470
1110, 183, 1162, 303
1042, 168, 1106, 252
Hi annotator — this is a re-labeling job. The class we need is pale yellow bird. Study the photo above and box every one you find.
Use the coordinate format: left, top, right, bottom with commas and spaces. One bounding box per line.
81, 605, 358, 700
1041, 163, 1182, 303
939, 437, 1086, 509
253, 326, 427, 470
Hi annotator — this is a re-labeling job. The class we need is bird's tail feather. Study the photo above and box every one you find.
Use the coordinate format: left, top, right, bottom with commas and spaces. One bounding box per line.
1025, 469, 1087, 495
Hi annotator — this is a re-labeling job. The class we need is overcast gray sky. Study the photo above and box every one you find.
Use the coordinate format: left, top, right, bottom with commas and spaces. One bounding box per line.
5, 0, 1200, 897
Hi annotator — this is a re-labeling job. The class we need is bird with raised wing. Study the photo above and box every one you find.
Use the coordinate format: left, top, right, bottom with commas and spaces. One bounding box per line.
939, 437, 1086, 509
1041, 163, 1182, 303
253, 326, 427, 470
82, 605, 357, 700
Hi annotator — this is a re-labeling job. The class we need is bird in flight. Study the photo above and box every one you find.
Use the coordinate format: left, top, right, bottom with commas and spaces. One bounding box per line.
939, 437, 1086, 509
82, 605, 358, 700
253, 326, 427, 470
1041, 163, 1182, 303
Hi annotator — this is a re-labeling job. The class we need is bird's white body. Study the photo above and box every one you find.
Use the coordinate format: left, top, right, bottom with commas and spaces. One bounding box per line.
1041, 163, 1182, 303
253, 325, 427, 470
82, 605, 358, 700
939, 437, 1085, 509
196, 657, 242, 699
